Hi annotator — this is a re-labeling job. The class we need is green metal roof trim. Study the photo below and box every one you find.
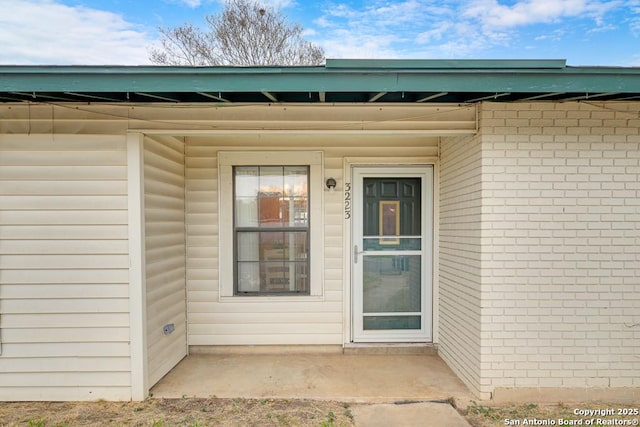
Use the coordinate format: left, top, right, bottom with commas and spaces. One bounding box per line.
1, 59, 639, 103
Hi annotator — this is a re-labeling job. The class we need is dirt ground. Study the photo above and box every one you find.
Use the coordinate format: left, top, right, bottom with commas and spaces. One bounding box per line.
0, 398, 356, 427
464, 402, 640, 427
1, 398, 638, 426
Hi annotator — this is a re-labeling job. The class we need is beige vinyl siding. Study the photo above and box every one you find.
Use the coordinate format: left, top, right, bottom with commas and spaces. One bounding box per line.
144, 135, 187, 387
0, 134, 131, 401
185, 135, 438, 346
438, 133, 485, 398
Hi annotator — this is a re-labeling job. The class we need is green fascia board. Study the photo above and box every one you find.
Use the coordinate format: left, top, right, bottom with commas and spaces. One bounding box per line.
324, 58, 568, 69
1, 61, 640, 93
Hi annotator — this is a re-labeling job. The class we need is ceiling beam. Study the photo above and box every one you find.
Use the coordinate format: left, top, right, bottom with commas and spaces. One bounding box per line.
465, 92, 511, 103
197, 92, 230, 102
519, 92, 565, 101
262, 91, 278, 102
10, 92, 77, 102
65, 92, 123, 102
135, 92, 180, 102
417, 92, 448, 102
557, 92, 619, 102
368, 92, 387, 102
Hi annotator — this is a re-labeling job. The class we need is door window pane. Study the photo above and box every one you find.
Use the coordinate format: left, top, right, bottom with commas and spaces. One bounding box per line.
364, 315, 421, 330
362, 255, 421, 313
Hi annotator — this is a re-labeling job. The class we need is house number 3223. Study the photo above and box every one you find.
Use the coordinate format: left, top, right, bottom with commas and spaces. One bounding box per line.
344, 183, 351, 219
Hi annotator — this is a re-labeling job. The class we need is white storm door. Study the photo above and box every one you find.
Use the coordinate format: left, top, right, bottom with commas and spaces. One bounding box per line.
352, 166, 433, 342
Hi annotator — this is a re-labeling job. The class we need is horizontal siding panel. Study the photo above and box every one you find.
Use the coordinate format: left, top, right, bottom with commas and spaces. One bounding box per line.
2, 313, 129, 328
0, 269, 129, 284
1, 298, 129, 314
0, 357, 130, 373
189, 323, 341, 335
186, 267, 217, 281
188, 334, 342, 346
188, 301, 342, 313
1, 284, 129, 299
189, 312, 344, 324
146, 243, 185, 261
0, 342, 130, 358
144, 208, 185, 222
0, 387, 131, 401
146, 257, 185, 280
0, 135, 126, 151
145, 222, 185, 236
145, 137, 184, 159
0, 180, 126, 195
0, 151, 126, 166
0, 210, 127, 225
147, 286, 186, 318
0, 254, 129, 269
144, 163, 185, 185
144, 150, 184, 175
0, 372, 130, 387
0, 240, 128, 255
146, 232, 185, 247
0, 195, 128, 210
145, 179, 185, 198
0, 165, 127, 180
145, 192, 185, 210
0, 225, 128, 240
2, 327, 129, 343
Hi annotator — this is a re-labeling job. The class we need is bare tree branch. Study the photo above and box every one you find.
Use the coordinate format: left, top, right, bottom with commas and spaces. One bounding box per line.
149, 0, 324, 66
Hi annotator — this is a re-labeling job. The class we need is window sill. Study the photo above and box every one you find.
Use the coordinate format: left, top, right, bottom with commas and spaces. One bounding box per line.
218, 294, 325, 303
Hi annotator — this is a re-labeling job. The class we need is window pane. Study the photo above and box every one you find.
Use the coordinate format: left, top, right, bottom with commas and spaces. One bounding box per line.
259, 167, 284, 227
284, 166, 309, 226
260, 232, 285, 260
237, 232, 260, 261
293, 262, 309, 292
237, 262, 260, 292
233, 165, 310, 295
235, 167, 259, 227
285, 232, 308, 261
261, 261, 289, 291
235, 167, 259, 197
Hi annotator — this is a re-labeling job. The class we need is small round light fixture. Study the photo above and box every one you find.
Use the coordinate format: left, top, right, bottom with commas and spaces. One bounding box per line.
326, 177, 337, 191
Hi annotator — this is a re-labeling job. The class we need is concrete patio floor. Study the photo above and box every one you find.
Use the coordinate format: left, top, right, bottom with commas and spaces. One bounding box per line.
150, 350, 474, 406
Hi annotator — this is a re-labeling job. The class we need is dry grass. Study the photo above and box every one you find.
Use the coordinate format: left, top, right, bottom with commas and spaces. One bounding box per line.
0, 398, 356, 427
463, 402, 639, 427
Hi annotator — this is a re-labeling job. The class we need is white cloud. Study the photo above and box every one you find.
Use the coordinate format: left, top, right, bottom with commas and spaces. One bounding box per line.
415, 21, 454, 44
463, 0, 617, 28
0, 0, 154, 64
163, 0, 203, 7
247, 0, 296, 9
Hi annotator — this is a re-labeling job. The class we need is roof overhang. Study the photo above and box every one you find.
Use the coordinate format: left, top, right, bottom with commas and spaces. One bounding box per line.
1, 59, 640, 104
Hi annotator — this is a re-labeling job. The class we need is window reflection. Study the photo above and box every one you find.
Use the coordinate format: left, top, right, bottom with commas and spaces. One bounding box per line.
234, 166, 310, 294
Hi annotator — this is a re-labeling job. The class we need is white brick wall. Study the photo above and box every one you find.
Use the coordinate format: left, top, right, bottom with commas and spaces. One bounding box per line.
439, 132, 485, 398
442, 102, 640, 397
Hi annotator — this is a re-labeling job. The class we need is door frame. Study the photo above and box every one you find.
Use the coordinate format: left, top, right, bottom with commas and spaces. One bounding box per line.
342, 157, 439, 345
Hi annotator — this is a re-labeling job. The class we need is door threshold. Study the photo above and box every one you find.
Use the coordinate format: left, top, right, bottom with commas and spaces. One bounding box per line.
343, 343, 437, 355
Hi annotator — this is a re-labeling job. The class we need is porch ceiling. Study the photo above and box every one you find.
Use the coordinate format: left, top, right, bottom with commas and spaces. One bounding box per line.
1, 59, 640, 105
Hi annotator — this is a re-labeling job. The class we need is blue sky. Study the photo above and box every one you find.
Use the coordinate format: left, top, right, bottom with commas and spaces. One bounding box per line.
1, 0, 639, 66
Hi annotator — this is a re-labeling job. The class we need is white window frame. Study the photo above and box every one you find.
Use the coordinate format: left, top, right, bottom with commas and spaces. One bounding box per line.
218, 151, 324, 299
